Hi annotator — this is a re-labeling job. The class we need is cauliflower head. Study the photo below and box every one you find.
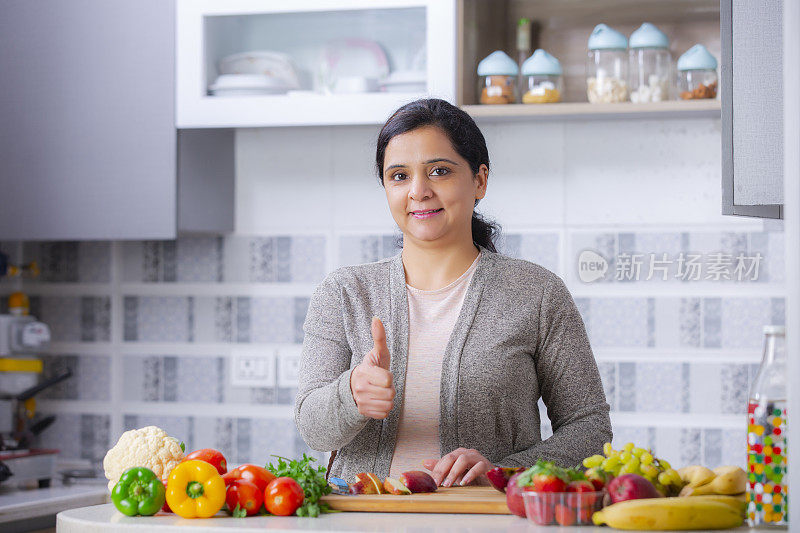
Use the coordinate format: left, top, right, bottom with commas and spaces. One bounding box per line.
103, 425, 185, 490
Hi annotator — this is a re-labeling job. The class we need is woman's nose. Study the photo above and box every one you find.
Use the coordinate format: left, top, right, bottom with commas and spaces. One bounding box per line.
408, 175, 433, 201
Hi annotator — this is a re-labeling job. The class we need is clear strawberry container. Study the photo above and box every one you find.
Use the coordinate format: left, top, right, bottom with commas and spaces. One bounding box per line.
521, 490, 605, 526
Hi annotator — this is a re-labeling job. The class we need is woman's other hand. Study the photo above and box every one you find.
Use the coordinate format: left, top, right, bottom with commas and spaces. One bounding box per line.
350, 317, 395, 419
423, 448, 494, 487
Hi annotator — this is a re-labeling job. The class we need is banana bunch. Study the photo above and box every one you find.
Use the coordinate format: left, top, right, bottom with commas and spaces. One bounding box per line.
592, 496, 745, 530
677, 465, 747, 497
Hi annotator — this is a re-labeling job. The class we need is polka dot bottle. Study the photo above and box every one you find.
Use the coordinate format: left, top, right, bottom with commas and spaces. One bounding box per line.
747, 399, 788, 527
747, 326, 788, 528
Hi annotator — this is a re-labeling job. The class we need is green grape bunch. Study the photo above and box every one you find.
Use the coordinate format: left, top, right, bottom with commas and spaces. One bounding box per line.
583, 442, 685, 496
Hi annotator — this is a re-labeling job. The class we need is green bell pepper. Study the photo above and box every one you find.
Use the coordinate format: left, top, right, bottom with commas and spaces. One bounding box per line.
111, 467, 166, 516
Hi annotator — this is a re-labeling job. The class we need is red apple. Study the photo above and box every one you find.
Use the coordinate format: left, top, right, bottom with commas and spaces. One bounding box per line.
399, 471, 437, 493
606, 474, 660, 503
486, 467, 522, 493
505, 471, 526, 518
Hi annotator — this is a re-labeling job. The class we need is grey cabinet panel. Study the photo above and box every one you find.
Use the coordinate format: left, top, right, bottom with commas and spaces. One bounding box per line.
0, 0, 176, 240
722, 0, 783, 218
178, 130, 235, 234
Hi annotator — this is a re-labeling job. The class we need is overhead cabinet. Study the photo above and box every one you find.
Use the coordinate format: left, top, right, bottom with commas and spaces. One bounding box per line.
721, 0, 783, 218
0, 0, 234, 241
176, 0, 457, 127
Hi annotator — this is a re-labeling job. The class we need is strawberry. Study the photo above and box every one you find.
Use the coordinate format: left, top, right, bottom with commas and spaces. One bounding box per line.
515, 460, 570, 493
584, 467, 613, 491
555, 503, 577, 526
566, 479, 598, 508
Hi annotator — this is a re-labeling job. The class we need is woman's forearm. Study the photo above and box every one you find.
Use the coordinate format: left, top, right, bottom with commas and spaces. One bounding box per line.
295, 366, 370, 452
498, 402, 612, 468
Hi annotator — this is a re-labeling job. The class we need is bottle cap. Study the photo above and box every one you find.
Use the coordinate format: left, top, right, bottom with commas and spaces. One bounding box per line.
521, 49, 563, 76
763, 325, 786, 336
677, 44, 718, 71
588, 24, 628, 51
629, 22, 670, 49
477, 51, 519, 76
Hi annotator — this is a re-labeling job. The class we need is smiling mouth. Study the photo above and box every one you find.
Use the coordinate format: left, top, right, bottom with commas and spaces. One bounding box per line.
410, 208, 443, 215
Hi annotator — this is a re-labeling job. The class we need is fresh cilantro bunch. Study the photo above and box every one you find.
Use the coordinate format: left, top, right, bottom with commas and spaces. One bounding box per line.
266, 453, 332, 517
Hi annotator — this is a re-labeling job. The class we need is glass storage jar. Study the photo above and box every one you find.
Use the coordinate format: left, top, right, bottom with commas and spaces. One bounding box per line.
477, 50, 518, 104
677, 44, 718, 99
628, 23, 671, 103
586, 24, 628, 103
521, 49, 563, 104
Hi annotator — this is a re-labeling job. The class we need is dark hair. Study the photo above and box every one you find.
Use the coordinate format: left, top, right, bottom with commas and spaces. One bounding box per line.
375, 98, 501, 253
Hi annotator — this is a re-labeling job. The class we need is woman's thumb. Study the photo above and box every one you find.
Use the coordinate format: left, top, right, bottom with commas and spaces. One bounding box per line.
370, 317, 391, 370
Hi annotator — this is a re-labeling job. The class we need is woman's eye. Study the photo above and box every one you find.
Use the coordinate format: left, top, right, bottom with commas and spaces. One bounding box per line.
391, 172, 407, 181
431, 167, 450, 177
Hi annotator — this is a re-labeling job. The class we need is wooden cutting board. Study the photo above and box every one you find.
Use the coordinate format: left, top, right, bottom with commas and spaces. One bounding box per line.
321, 485, 511, 514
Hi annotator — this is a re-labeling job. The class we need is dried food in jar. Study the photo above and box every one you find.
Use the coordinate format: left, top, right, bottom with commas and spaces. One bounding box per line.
680, 81, 717, 100
587, 77, 628, 103
480, 75, 516, 104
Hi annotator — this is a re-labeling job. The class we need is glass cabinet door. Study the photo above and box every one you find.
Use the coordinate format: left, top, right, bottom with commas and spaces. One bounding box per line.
177, 0, 456, 127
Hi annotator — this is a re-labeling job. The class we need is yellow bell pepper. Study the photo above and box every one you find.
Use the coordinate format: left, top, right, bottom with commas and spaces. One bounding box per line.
166, 459, 226, 518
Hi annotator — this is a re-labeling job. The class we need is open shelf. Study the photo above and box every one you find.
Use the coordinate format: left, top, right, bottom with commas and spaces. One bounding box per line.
462, 99, 720, 121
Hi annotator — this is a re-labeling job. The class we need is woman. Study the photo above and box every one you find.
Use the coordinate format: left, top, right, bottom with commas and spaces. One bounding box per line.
295, 98, 611, 488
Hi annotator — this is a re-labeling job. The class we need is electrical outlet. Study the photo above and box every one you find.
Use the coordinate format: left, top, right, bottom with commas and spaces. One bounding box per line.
277, 345, 302, 388
231, 348, 276, 388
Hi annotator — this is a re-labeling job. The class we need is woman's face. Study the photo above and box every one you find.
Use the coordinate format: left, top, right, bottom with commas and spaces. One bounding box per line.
382, 126, 487, 247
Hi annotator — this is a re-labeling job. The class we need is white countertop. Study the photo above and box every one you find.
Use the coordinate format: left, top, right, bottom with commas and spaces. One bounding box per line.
0, 481, 108, 525
58, 504, 771, 533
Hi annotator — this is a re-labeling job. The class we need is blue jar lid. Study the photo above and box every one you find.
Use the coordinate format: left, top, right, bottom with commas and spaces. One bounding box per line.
629, 22, 669, 49
521, 49, 562, 76
677, 44, 718, 71
477, 50, 518, 76
587, 24, 628, 51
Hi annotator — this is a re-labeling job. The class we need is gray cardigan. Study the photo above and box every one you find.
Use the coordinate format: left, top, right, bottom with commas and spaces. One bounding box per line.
295, 246, 612, 482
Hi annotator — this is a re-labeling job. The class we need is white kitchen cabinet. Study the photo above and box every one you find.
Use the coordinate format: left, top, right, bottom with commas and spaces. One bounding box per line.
0, 0, 234, 241
176, 0, 457, 127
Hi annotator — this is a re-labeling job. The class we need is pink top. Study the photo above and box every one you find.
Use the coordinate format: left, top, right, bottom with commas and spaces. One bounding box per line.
388, 252, 481, 478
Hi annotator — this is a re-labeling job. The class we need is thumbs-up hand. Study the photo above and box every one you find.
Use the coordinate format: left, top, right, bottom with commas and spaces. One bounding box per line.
350, 317, 396, 420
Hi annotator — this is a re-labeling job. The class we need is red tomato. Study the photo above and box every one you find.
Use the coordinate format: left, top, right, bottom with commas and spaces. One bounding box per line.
183, 448, 228, 475
225, 479, 264, 517
264, 477, 305, 516
223, 464, 276, 492
555, 504, 577, 526
160, 478, 172, 513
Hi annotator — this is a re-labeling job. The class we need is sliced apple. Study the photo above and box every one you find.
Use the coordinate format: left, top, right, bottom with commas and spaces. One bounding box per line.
384, 477, 412, 495
354, 472, 382, 494
349, 480, 368, 494
365, 472, 387, 494
399, 471, 437, 493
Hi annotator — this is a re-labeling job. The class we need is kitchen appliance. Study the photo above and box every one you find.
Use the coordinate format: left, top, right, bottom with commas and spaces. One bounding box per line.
0, 291, 69, 487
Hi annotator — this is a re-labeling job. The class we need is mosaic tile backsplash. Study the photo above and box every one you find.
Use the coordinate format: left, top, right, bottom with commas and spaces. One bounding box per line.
5, 222, 783, 472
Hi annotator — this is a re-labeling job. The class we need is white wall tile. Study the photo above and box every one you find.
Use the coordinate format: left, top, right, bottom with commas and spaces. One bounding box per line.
236, 128, 334, 233
477, 121, 565, 227
564, 119, 753, 227
330, 125, 396, 231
